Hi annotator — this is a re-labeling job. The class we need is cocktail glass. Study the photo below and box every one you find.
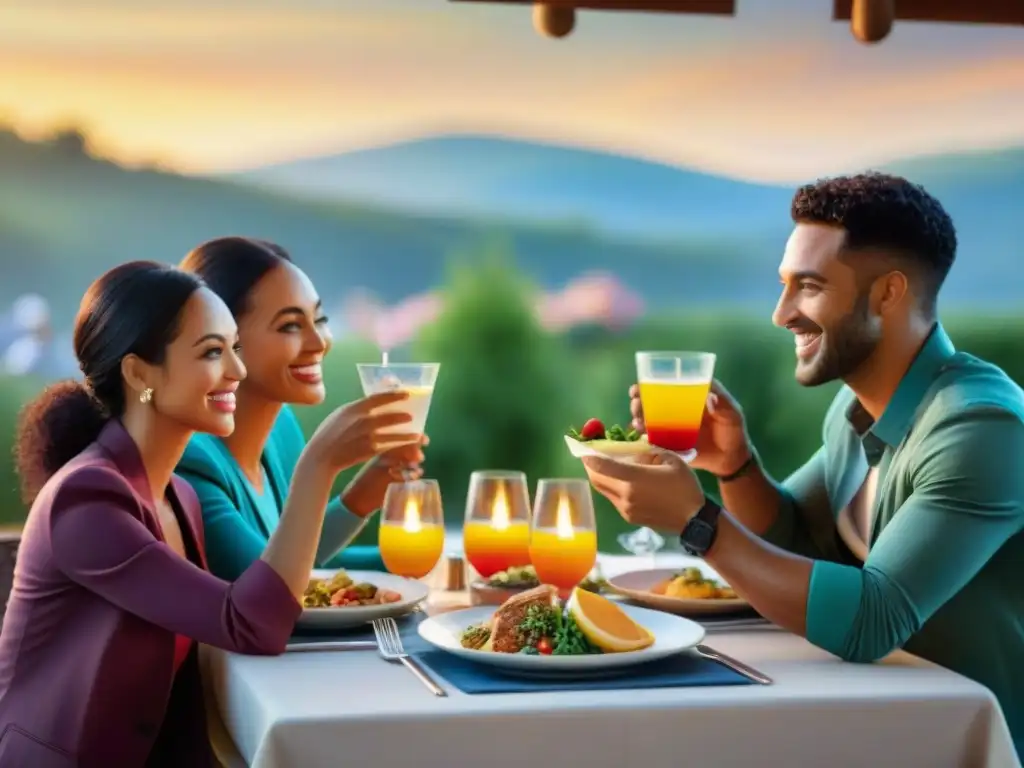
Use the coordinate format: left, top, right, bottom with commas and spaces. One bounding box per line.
356, 362, 440, 448
529, 479, 597, 596
379, 479, 445, 579
635, 351, 716, 462
463, 470, 532, 580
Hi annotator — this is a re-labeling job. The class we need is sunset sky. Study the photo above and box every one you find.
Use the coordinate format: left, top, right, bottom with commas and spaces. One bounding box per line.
1, 0, 1022, 182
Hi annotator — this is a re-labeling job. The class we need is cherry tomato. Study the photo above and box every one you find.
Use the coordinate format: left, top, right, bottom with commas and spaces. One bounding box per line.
330, 589, 361, 606
536, 637, 553, 655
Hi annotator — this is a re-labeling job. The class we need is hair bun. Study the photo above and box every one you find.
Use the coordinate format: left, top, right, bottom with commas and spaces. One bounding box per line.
14, 380, 109, 505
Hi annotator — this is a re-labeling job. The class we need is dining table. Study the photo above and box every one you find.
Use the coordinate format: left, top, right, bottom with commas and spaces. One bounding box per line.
202, 553, 1018, 768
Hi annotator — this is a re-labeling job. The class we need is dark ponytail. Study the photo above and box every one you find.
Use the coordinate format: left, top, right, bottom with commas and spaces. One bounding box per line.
13, 261, 203, 504
14, 381, 107, 505
180, 236, 291, 317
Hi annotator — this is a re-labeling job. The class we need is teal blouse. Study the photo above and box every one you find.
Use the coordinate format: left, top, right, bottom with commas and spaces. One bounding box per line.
175, 405, 385, 580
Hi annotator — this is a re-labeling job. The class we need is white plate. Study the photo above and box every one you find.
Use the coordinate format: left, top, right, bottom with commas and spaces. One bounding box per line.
417, 603, 705, 676
296, 569, 429, 630
564, 435, 653, 463
606, 568, 748, 616
565, 435, 695, 464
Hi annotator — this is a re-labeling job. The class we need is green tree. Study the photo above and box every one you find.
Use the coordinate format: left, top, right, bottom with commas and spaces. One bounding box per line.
413, 251, 570, 525
0, 376, 37, 526
0, 281, 1021, 552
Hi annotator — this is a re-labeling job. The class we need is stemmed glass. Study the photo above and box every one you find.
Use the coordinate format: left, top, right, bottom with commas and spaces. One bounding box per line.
379, 479, 445, 579
463, 470, 532, 580
617, 526, 665, 569
357, 362, 440, 480
528, 479, 597, 597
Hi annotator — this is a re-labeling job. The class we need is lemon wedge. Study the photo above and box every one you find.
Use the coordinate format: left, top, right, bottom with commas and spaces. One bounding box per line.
566, 586, 654, 653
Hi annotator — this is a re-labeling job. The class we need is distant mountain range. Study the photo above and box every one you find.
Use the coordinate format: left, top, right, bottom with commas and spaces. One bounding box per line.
233, 136, 794, 242
0, 129, 1020, 331
0, 130, 773, 329
232, 134, 1024, 305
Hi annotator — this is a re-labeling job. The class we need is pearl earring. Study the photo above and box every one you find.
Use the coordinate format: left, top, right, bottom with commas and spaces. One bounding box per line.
140, 388, 154, 404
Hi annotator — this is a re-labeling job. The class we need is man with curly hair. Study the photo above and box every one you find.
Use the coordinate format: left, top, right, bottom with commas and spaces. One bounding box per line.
583, 172, 1023, 758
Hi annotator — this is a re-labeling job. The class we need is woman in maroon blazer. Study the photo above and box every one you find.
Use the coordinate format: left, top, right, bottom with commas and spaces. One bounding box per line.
0, 262, 415, 767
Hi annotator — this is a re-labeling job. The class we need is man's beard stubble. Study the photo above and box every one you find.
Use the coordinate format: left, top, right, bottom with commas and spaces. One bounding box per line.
795, 292, 882, 387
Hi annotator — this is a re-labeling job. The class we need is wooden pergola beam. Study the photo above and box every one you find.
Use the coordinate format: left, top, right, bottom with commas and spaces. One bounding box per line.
833, 0, 1023, 25
451, 1, 1021, 42
449, 0, 735, 14
453, 0, 1022, 23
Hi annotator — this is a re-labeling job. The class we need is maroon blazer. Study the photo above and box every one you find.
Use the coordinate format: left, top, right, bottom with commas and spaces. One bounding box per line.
0, 421, 302, 767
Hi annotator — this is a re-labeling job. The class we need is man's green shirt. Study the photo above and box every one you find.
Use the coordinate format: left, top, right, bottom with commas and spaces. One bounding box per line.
764, 324, 1024, 756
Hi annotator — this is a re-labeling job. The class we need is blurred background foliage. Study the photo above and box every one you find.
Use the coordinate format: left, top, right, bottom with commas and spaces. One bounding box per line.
5, 255, 1019, 550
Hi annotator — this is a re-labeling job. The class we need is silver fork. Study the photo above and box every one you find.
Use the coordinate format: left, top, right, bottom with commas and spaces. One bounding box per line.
371, 617, 447, 697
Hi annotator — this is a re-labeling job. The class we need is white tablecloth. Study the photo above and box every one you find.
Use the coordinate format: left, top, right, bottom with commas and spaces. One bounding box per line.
204, 554, 1019, 768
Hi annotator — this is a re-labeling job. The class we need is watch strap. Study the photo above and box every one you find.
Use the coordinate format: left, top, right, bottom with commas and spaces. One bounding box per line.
679, 497, 722, 556
693, 496, 722, 527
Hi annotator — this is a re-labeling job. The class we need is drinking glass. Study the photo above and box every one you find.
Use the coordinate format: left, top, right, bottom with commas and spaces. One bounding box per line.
617, 526, 666, 569
635, 351, 716, 461
529, 479, 598, 595
463, 470, 532, 579
356, 362, 440, 447
379, 479, 445, 579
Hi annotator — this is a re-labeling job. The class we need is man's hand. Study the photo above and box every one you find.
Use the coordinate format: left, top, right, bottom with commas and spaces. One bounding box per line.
630, 379, 751, 477
582, 451, 705, 533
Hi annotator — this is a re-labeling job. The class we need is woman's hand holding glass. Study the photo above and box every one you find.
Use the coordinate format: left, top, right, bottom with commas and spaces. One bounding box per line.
303, 391, 417, 475
342, 434, 429, 517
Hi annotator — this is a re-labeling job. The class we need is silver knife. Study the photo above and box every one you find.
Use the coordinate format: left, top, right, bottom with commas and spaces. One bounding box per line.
285, 640, 376, 653
695, 644, 773, 685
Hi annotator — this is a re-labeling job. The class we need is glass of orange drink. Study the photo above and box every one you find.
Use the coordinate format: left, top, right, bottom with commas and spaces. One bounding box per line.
529, 479, 597, 596
379, 479, 445, 579
463, 470, 532, 580
635, 351, 716, 461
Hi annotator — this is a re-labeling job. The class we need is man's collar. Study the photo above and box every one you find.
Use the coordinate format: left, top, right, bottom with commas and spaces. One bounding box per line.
846, 323, 956, 449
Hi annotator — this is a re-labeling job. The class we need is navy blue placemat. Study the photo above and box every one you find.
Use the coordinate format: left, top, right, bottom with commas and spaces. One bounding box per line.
413, 650, 754, 694
291, 611, 756, 693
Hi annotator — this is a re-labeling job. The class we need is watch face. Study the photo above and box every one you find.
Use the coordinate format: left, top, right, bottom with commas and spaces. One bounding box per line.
682, 519, 715, 553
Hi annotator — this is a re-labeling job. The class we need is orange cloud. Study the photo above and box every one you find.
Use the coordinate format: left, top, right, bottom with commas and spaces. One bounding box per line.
0, 3, 1020, 180
586, 43, 1024, 179
0, 5, 481, 51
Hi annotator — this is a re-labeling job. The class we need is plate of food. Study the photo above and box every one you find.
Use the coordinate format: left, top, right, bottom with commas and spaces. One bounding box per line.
469, 564, 612, 605
606, 567, 747, 616
417, 584, 705, 676
297, 569, 429, 630
564, 418, 660, 463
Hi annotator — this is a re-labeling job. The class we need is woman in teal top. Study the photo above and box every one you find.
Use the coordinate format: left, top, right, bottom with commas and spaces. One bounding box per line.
175, 237, 426, 579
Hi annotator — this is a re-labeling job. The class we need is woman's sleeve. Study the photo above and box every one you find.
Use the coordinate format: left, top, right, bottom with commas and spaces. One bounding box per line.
274, 406, 374, 568
50, 467, 301, 654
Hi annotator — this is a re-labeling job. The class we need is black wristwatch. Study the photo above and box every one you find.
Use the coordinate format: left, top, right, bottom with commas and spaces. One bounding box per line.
679, 497, 722, 557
